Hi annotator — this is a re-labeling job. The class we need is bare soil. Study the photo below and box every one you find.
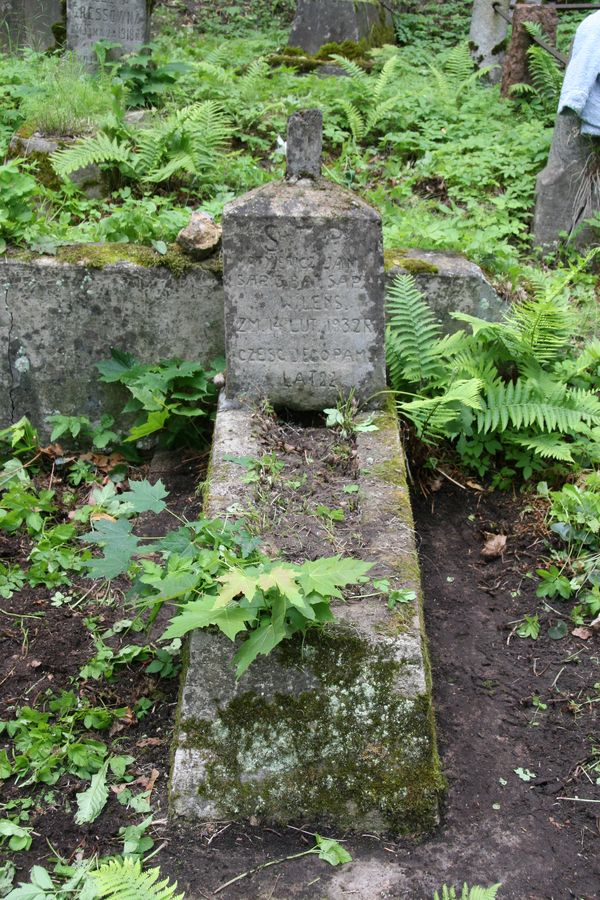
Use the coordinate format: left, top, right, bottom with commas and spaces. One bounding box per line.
1, 454, 599, 899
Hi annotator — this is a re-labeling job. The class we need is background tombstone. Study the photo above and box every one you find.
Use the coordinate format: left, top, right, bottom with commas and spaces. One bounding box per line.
470, 0, 542, 83
288, 0, 394, 55
222, 108, 386, 411
0, 0, 63, 51
67, 0, 151, 68
533, 110, 600, 250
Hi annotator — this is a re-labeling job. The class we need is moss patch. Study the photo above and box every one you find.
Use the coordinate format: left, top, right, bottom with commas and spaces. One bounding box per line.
181, 628, 443, 834
384, 249, 439, 274
53, 242, 222, 277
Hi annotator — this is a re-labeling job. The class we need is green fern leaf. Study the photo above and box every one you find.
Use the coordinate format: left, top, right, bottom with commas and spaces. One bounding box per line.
340, 100, 365, 142
90, 859, 184, 900
328, 54, 367, 80
52, 133, 132, 179
386, 274, 444, 387
511, 433, 574, 462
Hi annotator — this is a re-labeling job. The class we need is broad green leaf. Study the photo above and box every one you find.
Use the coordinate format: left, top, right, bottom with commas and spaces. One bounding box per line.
143, 570, 200, 603
161, 599, 256, 641
297, 557, 373, 600
75, 760, 109, 825
118, 479, 168, 514
125, 410, 170, 442
314, 834, 352, 866
233, 595, 287, 679
216, 568, 261, 606
96, 349, 138, 382
82, 519, 139, 580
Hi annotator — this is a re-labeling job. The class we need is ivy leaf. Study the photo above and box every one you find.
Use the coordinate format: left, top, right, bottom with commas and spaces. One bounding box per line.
82, 519, 139, 580
314, 834, 352, 865
297, 557, 373, 600
118, 479, 168, 514
232, 594, 288, 679
75, 760, 109, 825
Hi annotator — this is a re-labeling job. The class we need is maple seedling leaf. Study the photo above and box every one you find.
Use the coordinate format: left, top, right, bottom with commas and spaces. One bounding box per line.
161, 597, 257, 642
233, 594, 288, 679
118, 479, 168, 514
297, 557, 373, 599
82, 518, 139, 579
216, 568, 262, 607
256, 565, 314, 616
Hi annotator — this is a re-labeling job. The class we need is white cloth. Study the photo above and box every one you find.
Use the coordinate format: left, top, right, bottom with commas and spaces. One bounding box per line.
558, 10, 600, 136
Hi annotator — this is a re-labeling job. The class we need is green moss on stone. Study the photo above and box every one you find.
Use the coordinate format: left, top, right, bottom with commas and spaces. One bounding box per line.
180, 628, 443, 834
55, 242, 212, 276
384, 249, 439, 274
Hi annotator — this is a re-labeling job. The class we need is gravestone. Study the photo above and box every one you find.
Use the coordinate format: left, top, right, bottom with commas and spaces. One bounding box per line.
288, 0, 394, 56
66, 0, 151, 67
532, 110, 600, 249
222, 109, 386, 410
469, 0, 541, 83
0, 0, 63, 50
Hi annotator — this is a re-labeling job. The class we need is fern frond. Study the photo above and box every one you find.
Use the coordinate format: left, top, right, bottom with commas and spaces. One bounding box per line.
444, 43, 475, 83
433, 884, 501, 900
366, 94, 401, 132
90, 858, 184, 900
340, 100, 365, 142
476, 380, 600, 435
511, 433, 574, 462
52, 133, 132, 179
398, 378, 483, 441
373, 56, 398, 104
238, 58, 270, 98
386, 274, 443, 387
328, 54, 367, 81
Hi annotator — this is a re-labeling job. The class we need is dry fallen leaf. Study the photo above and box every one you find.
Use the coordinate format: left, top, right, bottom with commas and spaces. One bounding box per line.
481, 533, 507, 560
90, 513, 117, 523
136, 737, 163, 748
571, 626, 592, 640
466, 480, 485, 492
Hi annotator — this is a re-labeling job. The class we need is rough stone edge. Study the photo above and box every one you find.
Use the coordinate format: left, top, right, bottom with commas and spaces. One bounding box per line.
168, 397, 443, 833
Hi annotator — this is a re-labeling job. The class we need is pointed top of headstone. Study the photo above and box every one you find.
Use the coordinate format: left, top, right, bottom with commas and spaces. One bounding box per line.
286, 109, 323, 180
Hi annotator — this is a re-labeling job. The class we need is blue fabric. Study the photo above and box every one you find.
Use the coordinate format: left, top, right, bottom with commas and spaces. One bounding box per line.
558, 10, 600, 136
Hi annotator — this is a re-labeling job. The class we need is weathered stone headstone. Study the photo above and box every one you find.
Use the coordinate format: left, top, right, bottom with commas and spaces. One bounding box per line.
222, 109, 386, 411
470, 0, 541, 83
66, 0, 151, 67
533, 110, 600, 250
289, 0, 394, 56
0, 0, 63, 51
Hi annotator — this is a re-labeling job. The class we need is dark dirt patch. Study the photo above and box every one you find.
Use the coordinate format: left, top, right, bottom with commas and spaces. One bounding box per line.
2, 457, 599, 898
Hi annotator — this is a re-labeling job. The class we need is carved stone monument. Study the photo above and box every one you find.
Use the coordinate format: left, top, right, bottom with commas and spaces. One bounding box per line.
222, 108, 386, 411
66, 0, 151, 67
288, 0, 394, 56
469, 0, 541, 83
0, 0, 63, 50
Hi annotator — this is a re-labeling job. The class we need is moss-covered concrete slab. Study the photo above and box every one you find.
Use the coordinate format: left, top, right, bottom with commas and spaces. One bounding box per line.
170, 401, 443, 834
0, 247, 224, 433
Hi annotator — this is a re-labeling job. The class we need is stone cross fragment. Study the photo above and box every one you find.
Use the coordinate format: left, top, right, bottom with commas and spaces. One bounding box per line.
222, 110, 386, 411
286, 109, 323, 180
67, 0, 151, 68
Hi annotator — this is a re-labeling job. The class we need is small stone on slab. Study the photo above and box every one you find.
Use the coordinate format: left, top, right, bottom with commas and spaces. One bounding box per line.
176, 212, 222, 260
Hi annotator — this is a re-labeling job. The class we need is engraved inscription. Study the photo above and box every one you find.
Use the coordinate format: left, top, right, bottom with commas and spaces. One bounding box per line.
68, 0, 148, 62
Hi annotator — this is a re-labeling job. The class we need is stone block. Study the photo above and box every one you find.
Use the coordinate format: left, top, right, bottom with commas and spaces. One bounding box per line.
0, 247, 224, 433
0, 0, 63, 51
222, 178, 386, 410
532, 111, 600, 250
289, 0, 394, 56
385, 249, 507, 332
67, 0, 151, 68
170, 401, 443, 834
176, 212, 222, 261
